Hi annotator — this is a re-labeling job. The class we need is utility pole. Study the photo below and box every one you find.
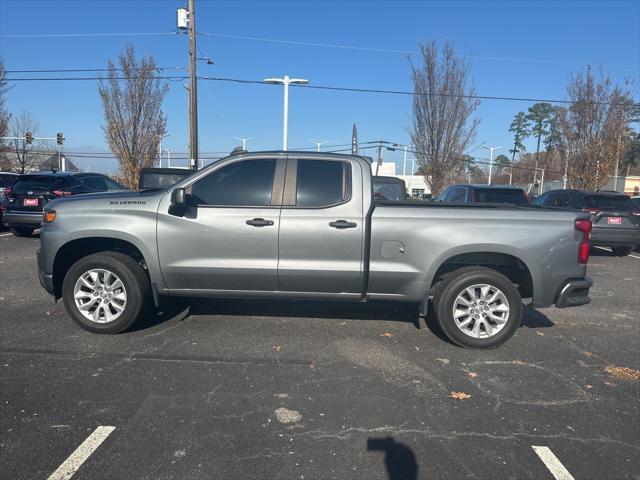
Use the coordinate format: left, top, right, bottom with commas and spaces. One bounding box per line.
188, 0, 198, 170
481, 145, 502, 185
309, 140, 328, 152
375, 141, 383, 176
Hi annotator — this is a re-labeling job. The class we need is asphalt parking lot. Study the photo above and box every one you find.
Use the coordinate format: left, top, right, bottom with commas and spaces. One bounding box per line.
1, 230, 638, 480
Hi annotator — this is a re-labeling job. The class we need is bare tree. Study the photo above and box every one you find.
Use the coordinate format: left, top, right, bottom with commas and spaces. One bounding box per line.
8, 111, 43, 173
560, 67, 636, 190
409, 42, 480, 195
0, 59, 11, 168
99, 45, 168, 189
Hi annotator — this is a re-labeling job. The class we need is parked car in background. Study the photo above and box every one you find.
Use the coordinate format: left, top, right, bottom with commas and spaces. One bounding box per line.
532, 189, 640, 256
0, 172, 19, 227
437, 184, 530, 206
2, 171, 125, 237
372, 176, 408, 202
138, 167, 194, 190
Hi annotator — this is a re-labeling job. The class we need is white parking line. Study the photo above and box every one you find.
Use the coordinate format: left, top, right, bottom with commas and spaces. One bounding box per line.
629, 254, 640, 260
47, 426, 115, 480
0, 232, 12, 237
532, 446, 575, 480
594, 246, 611, 252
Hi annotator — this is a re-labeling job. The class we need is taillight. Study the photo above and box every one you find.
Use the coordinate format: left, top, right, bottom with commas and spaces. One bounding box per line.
575, 218, 592, 264
581, 208, 599, 215
53, 190, 72, 197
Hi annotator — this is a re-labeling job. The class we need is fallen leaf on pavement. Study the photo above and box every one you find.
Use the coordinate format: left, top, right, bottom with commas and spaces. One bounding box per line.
414, 346, 420, 351
604, 365, 640, 381
449, 391, 471, 400
584, 351, 594, 357
309, 362, 315, 369
273, 345, 282, 352
46, 310, 56, 316
536, 331, 544, 336
468, 372, 478, 379
379, 333, 395, 338
602, 379, 616, 387
512, 360, 525, 365
584, 384, 593, 389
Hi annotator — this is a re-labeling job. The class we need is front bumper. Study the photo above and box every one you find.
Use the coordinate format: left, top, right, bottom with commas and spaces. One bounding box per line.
555, 277, 592, 308
2, 210, 42, 228
37, 248, 55, 296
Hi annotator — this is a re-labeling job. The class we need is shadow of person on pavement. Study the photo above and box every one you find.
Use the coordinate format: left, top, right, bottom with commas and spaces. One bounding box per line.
367, 436, 418, 480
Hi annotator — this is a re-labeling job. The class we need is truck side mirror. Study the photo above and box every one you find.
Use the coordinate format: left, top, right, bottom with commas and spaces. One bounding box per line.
169, 187, 188, 216
171, 187, 186, 207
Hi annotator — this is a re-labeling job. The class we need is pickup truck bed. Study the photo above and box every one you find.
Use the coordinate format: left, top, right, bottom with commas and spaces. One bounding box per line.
37, 151, 592, 348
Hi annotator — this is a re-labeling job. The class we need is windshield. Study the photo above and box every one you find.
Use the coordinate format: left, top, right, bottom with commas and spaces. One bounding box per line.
585, 195, 634, 211
12, 176, 71, 194
475, 188, 529, 205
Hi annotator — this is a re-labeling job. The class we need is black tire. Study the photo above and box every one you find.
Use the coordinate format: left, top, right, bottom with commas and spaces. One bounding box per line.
11, 227, 35, 237
611, 246, 632, 256
432, 266, 522, 349
62, 251, 151, 333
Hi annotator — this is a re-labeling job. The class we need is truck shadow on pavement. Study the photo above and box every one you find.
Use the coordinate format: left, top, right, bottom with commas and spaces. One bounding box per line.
367, 436, 418, 480
132, 297, 554, 341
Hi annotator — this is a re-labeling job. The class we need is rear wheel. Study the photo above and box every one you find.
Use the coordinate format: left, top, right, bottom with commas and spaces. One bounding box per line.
62, 251, 150, 333
611, 246, 632, 256
11, 227, 35, 237
432, 267, 522, 349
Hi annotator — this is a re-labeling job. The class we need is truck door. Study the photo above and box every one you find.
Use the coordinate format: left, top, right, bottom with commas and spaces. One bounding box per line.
156, 156, 285, 291
277, 157, 365, 293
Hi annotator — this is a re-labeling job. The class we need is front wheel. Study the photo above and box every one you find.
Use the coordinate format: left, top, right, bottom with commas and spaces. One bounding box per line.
62, 251, 151, 333
611, 246, 632, 256
432, 267, 522, 349
11, 227, 35, 237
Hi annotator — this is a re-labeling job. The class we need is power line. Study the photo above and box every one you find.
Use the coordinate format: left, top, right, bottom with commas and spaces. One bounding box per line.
2, 30, 635, 68
6, 73, 637, 106
6, 67, 185, 73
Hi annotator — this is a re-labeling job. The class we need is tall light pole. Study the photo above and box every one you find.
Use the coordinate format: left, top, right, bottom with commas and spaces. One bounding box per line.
235, 137, 253, 150
481, 145, 502, 184
264, 75, 309, 150
309, 140, 328, 152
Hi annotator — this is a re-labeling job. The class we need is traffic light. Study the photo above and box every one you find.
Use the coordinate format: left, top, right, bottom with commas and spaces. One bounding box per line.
25, 132, 33, 144
56, 132, 64, 145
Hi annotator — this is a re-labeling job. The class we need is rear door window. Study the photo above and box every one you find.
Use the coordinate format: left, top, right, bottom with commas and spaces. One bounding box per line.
0, 174, 17, 188
296, 160, 350, 208
77, 176, 109, 191
584, 195, 633, 211
475, 188, 528, 205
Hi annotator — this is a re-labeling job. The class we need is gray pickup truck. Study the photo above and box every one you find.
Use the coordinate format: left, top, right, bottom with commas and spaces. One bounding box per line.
37, 151, 592, 348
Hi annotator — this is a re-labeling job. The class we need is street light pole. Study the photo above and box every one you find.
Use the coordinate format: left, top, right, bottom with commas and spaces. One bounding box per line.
264, 75, 309, 151
310, 140, 328, 152
187, 0, 198, 170
481, 145, 502, 184
235, 137, 254, 150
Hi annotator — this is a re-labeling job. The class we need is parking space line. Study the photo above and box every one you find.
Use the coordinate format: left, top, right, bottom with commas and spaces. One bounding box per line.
47, 426, 115, 480
629, 254, 640, 260
0, 232, 13, 237
532, 446, 575, 480
594, 246, 611, 252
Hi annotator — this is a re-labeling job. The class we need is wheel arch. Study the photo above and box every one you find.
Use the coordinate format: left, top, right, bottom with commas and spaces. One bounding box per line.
52, 237, 151, 300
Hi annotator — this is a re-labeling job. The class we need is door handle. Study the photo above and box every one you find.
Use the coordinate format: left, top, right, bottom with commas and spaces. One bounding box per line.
246, 218, 274, 227
329, 220, 357, 229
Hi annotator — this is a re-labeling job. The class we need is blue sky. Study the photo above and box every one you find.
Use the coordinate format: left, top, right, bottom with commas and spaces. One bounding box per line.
1, 0, 638, 173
